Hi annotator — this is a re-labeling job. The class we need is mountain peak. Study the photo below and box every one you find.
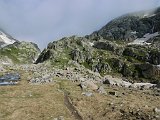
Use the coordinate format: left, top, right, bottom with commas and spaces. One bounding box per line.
90, 6, 160, 42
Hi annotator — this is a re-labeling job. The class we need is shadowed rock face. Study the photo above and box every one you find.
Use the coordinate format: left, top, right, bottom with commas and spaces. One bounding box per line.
138, 64, 160, 78
35, 48, 52, 63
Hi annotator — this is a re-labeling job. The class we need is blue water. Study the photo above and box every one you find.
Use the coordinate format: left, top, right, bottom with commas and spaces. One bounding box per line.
0, 73, 20, 86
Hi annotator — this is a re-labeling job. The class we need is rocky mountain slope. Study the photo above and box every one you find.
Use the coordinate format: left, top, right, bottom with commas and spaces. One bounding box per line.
91, 7, 160, 41
0, 30, 40, 64
0, 29, 40, 64
36, 7, 160, 84
0, 41, 40, 64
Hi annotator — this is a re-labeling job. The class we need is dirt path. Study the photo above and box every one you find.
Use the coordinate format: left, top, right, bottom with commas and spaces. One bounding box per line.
64, 91, 83, 120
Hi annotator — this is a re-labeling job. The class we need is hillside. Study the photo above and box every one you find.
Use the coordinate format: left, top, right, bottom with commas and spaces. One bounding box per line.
35, 7, 160, 84
0, 41, 40, 64
0, 7, 160, 120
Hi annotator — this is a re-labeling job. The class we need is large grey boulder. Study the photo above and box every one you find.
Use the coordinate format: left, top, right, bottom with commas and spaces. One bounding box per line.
103, 75, 132, 88
80, 80, 98, 90
82, 92, 93, 97
97, 86, 107, 94
131, 83, 156, 89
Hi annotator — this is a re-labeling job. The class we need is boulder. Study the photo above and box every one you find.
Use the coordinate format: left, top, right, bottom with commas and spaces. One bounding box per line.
131, 83, 157, 89
154, 108, 160, 113
97, 86, 107, 94
0, 65, 5, 72
53, 116, 65, 120
109, 91, 118, 96
103, 75, 132, 88
80, 81, 98, 90
82, 92, 93, 97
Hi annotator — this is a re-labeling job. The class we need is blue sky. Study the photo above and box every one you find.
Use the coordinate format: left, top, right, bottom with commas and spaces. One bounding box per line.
0, 0, 160, 49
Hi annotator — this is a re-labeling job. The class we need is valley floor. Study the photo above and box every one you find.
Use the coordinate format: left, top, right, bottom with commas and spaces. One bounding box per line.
0, 72, 160, 120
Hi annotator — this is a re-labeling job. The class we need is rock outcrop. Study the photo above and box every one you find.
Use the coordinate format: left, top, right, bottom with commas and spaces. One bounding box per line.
0, 41, 40, 64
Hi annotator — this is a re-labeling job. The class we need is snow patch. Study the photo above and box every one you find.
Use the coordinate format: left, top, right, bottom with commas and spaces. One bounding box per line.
150, 14, 156, 17
143, 14, 149, 18
128, 32, 159, 45
131, 31, 137, 34
2, 62, 11, 65
156, 65, 160, 71
0, 31, 16, 46
143, 13, 156, 18
89, 42, 94, 46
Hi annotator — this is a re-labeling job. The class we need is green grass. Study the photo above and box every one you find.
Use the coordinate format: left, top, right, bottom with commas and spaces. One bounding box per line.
0, 90, 7, 95
0, 45, 39, 64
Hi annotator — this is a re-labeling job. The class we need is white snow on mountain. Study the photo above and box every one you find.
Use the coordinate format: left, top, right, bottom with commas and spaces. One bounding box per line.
0, 31, 16, 47
128, 32, 159, 45
143, 13, 156, 18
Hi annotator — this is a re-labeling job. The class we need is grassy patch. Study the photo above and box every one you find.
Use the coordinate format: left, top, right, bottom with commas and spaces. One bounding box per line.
0, 90, 7, 95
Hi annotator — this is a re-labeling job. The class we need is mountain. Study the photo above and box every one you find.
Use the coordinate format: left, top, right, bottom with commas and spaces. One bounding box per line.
0, 41, 41, 64
0, 30, 18, 48
0, 7, 160, 120
36, 7, 160, 84
0, 29, 40, 64
90, 7, 160, 42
